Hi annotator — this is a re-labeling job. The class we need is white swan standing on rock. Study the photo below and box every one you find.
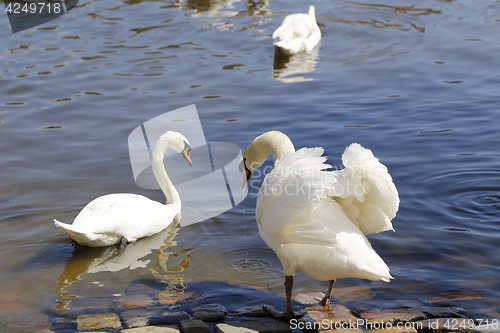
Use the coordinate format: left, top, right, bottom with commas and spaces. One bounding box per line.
54, 131, 192, 248
272, 5, 321, 55
241, 131, 399, 319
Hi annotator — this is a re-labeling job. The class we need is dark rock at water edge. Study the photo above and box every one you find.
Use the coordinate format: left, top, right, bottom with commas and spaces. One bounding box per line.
150, 310, 190, 325
179, 318, 210, 333
194, 304, 227, 322
215, 320, 292, 333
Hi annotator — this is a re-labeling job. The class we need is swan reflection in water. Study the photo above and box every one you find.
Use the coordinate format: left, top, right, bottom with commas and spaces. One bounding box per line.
56, 218, 194, 309
273, 46, 320, 83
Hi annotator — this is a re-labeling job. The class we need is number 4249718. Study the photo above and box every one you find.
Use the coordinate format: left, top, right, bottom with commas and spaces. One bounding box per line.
443, 319, 499, 330
5, 2, 62, 14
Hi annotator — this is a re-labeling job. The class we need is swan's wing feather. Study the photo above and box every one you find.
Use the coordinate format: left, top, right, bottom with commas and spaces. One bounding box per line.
256, 147, 337, 240
327, 143, 400, 235
257, 144, 398, 241
273, 14, 316, 40
73, 194, 175, 239
272, 15, 295, 39
54, 219, 121, 247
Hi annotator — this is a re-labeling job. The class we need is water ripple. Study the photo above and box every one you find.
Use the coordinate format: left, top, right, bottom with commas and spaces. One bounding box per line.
431, 169, 500, 223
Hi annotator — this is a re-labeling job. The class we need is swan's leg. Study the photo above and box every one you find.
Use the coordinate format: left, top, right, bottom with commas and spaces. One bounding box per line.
319, 279, 336, 306
119, 237, 128, 250
283, 275, 295, 318
263, 275, 305, 320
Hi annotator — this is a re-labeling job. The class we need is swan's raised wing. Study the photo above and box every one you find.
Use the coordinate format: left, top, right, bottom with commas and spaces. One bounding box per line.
256, 147, 340, 243
328, 143, 399, 236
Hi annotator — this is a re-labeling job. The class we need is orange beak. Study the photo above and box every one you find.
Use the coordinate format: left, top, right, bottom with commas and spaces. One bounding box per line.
241, 169, 250, 191
182, 148, 192, 166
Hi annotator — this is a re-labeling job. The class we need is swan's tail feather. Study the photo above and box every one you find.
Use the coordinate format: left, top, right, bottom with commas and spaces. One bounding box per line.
358, 257, 393, 283
274, 39, 306, 55
54, 219, 117, 247
330, 143, 399, 236
380, 275, 393, 282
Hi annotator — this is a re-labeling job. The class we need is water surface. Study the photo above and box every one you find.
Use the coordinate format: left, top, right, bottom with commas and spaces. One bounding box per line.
1, 0, 499, 330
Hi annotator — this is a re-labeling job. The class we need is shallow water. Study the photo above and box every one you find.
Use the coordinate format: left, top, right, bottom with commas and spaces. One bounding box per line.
1, 0, 500, 330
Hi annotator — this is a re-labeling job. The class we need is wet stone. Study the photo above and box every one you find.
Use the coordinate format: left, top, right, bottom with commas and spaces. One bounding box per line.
297, 312, 329, 332
76, 313, 122, 331
124, 314, 149, 328
0, 312, 51, 333
236, 305, 271, 317
360, 308, 427, 325
322, 329, 364, 333
194, 304, 227, 322
122, 309, 158, 328
114, 294, 156, 309
0, 291, 34, 317
299, 311, 362, 332
353, 300, 424, 312
295, 289, 326, 305
61, 297, 111, 315
216, 323, 259, 333
179, 319, 210, 333
215, 320, 292, 333
419, 307, 467, 319
415, 318, 476, 333
425, 292, 482, 304
122, 327, 180, 333
158, 291, 195, 305
306, 304, 358, 327
333, 286, 377, 302
367, 327, 418, 333
280, 287, 376, 306
150, 310, 190, 325
127, 283, 160, 296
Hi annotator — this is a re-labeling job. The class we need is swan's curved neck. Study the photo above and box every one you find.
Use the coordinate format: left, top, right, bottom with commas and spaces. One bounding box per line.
151, 140, 181, 213
247, 131, 295, 168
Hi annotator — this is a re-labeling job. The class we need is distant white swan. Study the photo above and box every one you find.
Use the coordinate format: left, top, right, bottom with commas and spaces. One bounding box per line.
272, 5, 321, 55
241, 131, 399, 319
55, 131, 192, 247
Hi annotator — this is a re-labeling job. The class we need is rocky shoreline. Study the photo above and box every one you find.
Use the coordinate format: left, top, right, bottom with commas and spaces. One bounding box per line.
3, 284, 488, 333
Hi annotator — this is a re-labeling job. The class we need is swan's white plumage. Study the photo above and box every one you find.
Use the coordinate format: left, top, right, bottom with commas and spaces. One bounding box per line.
272, 5, 321, 55
54, 194, 177, 247
245, 132, 399, 284
54, 131, 191, 247
330, 143, 399, 235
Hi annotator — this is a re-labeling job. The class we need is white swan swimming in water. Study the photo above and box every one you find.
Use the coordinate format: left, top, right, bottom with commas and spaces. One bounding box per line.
241, 131, 399, 319
54, 131, 192, 247
272, 5, 321, 55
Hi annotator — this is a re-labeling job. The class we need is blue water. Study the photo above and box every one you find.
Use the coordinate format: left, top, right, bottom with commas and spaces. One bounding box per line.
1, 0, 499, 331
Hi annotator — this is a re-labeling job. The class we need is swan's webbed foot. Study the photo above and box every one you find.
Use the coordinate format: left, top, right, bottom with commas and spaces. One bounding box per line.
318, 296, 330, 306
260, 275, 306, 320
263, 304, 306, 320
